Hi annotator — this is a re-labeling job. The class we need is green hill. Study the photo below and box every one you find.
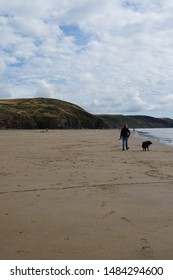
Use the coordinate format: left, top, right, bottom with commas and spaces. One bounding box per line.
0, 98, 173, 129
0, 98, 107, 129
98, 114, 173, 128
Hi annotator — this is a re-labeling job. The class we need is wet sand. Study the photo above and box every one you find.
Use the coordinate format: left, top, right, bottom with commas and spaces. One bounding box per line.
0, 129, 173, 260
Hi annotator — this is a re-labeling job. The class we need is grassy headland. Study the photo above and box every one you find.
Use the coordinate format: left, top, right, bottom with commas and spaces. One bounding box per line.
0, 98, 107, 129
0, 98, 173, 129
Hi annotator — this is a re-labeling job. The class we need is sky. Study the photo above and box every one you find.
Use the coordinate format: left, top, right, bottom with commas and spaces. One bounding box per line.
1, 0, 173, 118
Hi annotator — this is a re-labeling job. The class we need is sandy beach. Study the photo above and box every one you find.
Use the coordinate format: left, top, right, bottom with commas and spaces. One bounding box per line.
0, 129, 173, 260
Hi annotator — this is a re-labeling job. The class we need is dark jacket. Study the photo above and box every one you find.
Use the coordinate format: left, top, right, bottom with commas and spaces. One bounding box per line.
120, 126, 131, 138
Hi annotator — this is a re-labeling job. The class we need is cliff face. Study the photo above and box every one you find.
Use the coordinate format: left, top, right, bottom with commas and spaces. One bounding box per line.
0, 98, 108, 129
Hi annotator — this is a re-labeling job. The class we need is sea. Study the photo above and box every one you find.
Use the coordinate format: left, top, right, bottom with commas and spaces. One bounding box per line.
134, 128, 173, 147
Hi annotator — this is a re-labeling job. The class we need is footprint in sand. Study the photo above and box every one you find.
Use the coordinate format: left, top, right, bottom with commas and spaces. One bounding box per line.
103, 210, 115, 219
140, 238, 154, 258
17, 250, 25, 254
121, 216, 134, 226
64, 237, 70, 240
102, 201, 107, 207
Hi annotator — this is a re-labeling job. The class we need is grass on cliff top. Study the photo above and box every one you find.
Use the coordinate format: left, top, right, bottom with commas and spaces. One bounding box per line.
0, 98, 87, 117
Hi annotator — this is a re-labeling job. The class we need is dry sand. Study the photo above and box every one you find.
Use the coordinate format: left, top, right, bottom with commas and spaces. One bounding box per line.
0, 129, 173, 260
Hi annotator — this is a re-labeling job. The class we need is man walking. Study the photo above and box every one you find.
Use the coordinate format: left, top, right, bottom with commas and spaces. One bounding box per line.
119, 124, 131, 151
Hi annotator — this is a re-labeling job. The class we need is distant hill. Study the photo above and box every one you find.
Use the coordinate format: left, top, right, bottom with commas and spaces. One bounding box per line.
98, 114, 173, 128
0, 98, 173, 129
0, 98, 107, 129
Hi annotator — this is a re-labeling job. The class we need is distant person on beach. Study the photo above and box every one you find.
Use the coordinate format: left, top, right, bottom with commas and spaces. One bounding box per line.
119, 124, 131, 151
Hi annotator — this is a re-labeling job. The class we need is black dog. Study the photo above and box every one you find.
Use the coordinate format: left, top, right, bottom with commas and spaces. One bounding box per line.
142, 141, 152, 151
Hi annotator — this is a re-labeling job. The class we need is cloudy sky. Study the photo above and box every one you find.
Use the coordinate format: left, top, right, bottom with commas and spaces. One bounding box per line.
1, 0, 173, 117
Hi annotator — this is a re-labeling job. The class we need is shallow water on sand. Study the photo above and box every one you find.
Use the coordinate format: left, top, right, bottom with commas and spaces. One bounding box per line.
135, 128, 173, 147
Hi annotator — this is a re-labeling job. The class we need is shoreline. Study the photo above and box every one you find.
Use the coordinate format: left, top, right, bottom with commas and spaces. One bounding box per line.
0, 129, 173, 259
134, 128, 173, 148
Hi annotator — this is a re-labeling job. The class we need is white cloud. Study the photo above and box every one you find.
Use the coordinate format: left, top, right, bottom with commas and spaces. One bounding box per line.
34, 79, 56, 98
0, 0, 173, 117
